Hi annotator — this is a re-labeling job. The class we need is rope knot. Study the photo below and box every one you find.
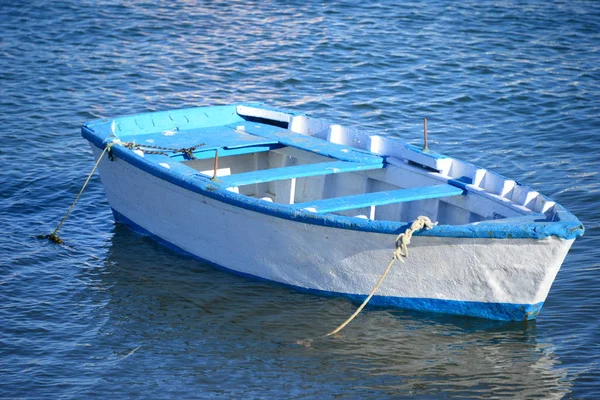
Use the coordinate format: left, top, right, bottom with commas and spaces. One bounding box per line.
393, 216, 437, 261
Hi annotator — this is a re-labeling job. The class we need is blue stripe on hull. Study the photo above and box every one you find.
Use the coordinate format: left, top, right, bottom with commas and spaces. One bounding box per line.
111, 208, 544, 322
350, 294, 542, 321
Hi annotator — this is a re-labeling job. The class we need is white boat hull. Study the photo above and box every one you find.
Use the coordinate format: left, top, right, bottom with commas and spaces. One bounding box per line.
92, 146, 573, 321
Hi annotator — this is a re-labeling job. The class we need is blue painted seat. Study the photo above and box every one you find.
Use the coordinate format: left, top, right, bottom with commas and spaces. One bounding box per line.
217, 161, 383, 188
229, 122, 384, 165
293, 184, 464, 213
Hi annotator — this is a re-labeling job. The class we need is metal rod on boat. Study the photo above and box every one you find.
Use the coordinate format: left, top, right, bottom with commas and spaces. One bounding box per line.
423, 118, 429, 150
211, 149, 219, 180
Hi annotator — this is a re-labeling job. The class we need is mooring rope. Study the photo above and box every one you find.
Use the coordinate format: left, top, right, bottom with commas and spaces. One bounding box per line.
42, 139, 206, 244
42, 142, 116, 244
325, 216, 437, 337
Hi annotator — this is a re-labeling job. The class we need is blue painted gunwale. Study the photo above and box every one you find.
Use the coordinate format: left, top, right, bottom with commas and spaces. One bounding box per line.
82, 104, 584, 240
112, 209, 544, 321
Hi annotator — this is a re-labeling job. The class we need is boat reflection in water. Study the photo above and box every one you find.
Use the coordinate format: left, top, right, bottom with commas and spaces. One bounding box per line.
85, 225, 571, 398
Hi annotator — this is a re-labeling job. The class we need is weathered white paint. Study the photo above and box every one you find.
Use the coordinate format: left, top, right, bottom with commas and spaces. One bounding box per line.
92, 146, 573, 309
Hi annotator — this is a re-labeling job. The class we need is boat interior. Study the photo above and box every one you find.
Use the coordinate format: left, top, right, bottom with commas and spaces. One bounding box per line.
111, 105, 559, 226
183, 144, 475, 224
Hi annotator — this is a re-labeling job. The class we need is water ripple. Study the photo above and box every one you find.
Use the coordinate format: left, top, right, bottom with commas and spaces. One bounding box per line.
1, 0, 599, 398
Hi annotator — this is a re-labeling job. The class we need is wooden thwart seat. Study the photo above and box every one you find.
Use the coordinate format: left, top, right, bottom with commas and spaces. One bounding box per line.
294, 184, 464, 214
229, 122, 384, 165
216, 161, 383, 188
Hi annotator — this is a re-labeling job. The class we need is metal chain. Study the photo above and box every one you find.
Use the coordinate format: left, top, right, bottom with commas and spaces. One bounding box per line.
121, 142, 206, 159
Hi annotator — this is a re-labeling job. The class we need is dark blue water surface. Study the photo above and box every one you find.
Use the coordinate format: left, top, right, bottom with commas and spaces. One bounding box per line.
1, 0, 599, 398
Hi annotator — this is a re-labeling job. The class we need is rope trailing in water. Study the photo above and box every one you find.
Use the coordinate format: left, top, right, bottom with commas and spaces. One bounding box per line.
326, 216, 437, 337
42, 142, 116, 244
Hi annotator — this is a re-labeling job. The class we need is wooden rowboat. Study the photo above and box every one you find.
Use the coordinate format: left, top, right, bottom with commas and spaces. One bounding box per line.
82, 103, 584, 321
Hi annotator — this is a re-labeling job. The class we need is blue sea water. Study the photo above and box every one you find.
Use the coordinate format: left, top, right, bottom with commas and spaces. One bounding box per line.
1, 0, 599, 398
